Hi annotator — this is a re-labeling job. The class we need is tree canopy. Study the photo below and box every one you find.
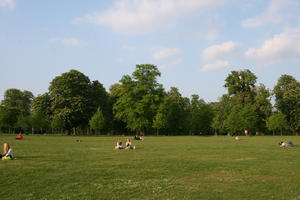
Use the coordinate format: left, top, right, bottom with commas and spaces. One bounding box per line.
0, 67, 299, 135
48, 69, 108, 134
113, 64, 164, 134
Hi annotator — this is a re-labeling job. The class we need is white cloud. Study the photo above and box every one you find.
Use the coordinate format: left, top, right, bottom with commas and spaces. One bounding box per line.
242, 0, 300, 28
49, 38, 85, 47
202, 41, 240, 61
158, 58, 183, 70
0, 0, 15, 9
201, 60, 230, 71
153, 48, 181, 60
201, 41, 239, 72
245, 28, 300, 62
74, 0, 231, 34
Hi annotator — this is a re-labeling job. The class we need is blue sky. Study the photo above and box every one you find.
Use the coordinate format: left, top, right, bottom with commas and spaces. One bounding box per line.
1, 0, 300, 102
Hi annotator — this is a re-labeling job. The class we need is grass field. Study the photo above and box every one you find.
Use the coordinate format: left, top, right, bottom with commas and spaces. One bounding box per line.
1, 135, 300, 200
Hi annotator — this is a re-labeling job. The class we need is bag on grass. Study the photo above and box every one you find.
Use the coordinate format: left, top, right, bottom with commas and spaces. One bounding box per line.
2, 156, 12, 160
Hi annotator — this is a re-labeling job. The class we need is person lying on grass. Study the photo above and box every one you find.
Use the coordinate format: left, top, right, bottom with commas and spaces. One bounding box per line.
134, 135, 144, 141
115, 138, 124, 149
125, 139, 135, 149
278, 141, 295, 147
0, 143, 13, 160
16, 133, 23, 140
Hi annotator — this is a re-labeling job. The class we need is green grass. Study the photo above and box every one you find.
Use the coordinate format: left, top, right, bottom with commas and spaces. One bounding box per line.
1, 135, 300, 200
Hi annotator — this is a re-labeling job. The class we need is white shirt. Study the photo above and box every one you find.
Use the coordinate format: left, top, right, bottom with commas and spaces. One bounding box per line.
280, 142, 287, 147
4, 148, 13, 157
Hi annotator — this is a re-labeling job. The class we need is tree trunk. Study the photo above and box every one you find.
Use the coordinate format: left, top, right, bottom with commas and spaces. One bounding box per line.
140, 128, 145, 136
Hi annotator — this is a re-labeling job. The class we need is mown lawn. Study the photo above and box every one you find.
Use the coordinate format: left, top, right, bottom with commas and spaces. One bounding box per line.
0, 135, 300, 200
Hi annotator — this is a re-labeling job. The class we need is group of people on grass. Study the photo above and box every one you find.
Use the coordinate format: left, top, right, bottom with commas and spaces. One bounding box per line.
115, 138, 135, 149
114, 134, 144, 150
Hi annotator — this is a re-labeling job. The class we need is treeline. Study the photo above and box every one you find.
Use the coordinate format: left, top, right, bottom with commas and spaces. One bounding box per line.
0, 64, 299, 135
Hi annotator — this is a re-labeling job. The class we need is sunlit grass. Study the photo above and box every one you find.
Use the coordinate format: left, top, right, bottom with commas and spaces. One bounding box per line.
1, 135, 300, 200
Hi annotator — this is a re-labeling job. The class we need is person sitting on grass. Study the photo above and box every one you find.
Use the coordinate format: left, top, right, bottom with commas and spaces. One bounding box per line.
134, 135, 144, 141
125, 139, 135, 149
278, 141, 295, 147
0, 143, 13, 160
115, 138, 124, 149
16, 133, 23, 140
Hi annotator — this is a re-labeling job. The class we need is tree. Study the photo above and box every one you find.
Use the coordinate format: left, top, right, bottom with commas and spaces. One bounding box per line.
49, 69, 108, 134
188, 95, 213, 135
225, 103, 257, 135
89, 108, 106, 134
31, 110, 50, 134
1, 88, 33, 116
164, 87, 189, 135
273, 75, 300, 134
152, 95, 169, 136
253, 84, 272, 133
266, 112, 289, 135
0, 107, 20, 133
108, 84, 127, 134
220, 70, 271, 135
224, 69, 257, 104
88, 81, 109, 120
239, 105, 258, 133
0, 89, 33, 133
113, 64, 164, 135
49, 70, 91, 133
224, 105, 242, 135
16, 115, 31, 132
152, 112, 167, 136
211, 95, 233, 135
31, 93, 52, 117
51, 115, 65, 134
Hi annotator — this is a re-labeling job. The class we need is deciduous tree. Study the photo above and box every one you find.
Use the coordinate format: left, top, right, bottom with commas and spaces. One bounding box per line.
267, 112, 289, 135
113, 64, 164, 135
89, 107, 106, 134
273, 75, 300, 134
